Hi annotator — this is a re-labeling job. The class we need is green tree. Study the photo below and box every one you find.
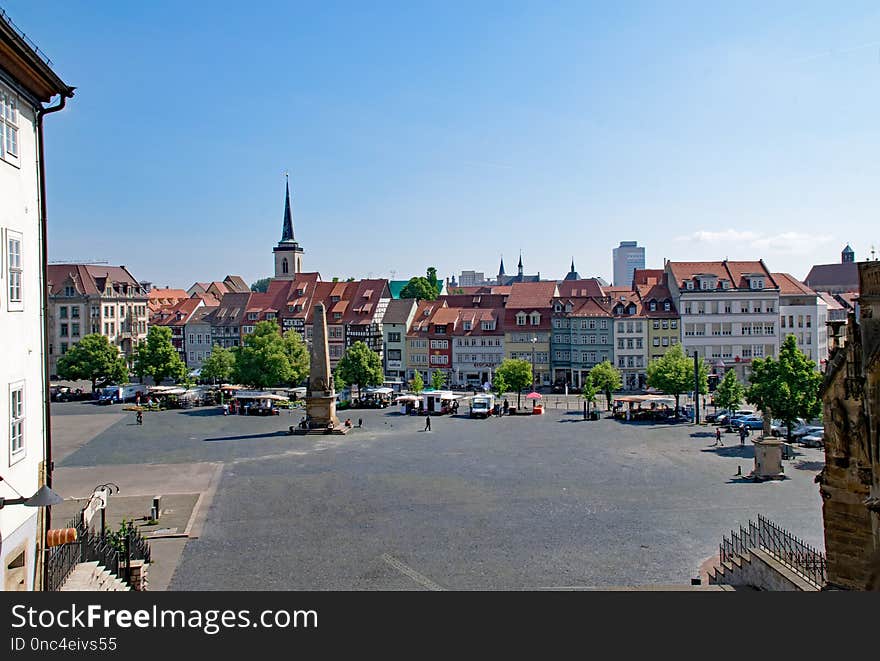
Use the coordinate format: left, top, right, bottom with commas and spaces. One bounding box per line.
431, 370, 447, 390
590, 360, 623, 411
746, 334, 822, 440
409, 371, 424, 394
282, 330, 309, 385
200, 345, 235, 384
399, 276, 437, 301
133, 326, 187, 386
581, 372, 598, 418
336, 341, 383, 396
495, 358, 532, 409
250, 278, 270, 293
233, 321, 292, 389
492, 373, 509, 399
333, 367, 347, 393
714, 369, 745, 415
56, 334, 128, 392
426, 267, 439, 293
645, 344, 707, 414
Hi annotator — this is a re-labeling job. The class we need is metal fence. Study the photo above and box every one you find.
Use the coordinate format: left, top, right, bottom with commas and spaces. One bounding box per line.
45, 516, 152, 591
720, 514, 826, 588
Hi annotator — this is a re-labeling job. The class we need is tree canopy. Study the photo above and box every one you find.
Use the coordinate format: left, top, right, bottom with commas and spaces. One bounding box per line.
714, 369, 745, 414
581, 372, 599, 416
200, 345, 235, 384
431, 370, 447, 390
746, 334, 822, 439
336, 341, 384, 394
56, 334, 128, 392
409, 371, 424, 394
233, 321, 292, 389
282, 330, 310, 385
495, 358, 532, 408
250, 278, 270, 293
132, 326, 187, 386
399, 277, 437, 301
645, 344, 707, 412
590, 361, 623, 410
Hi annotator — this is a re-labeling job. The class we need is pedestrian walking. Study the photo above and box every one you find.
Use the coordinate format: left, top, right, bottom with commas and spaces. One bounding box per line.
136, 410, 143, 426
714, 427, 723, 446
503, 399, 509, 416
424, 415, 431, 432
358, 418, 363, 428
739, 425, 747, 445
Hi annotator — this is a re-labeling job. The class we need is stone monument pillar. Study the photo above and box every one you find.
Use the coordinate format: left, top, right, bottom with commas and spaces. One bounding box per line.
305, 303, 340, 430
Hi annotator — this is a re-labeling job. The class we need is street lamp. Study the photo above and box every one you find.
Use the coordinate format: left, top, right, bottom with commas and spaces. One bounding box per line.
531, 337, 538, 391
690, 350, 701, 424
0, 477, 63, 510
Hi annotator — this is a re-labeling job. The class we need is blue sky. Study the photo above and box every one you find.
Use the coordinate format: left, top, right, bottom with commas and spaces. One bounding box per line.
5, 1, 880, 287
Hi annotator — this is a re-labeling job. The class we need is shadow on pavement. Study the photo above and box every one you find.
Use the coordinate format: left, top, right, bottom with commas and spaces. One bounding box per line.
178, 409, 224, 417
203, 431, 291, 442
690, 431, 716, 438
701, 445, 755, 458
793, 460, 825, 471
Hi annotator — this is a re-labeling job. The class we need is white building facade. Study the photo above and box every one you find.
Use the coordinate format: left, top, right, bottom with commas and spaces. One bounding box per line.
774, 273, 828, 369
0, 13, 73, 591
666, 261, 781, 382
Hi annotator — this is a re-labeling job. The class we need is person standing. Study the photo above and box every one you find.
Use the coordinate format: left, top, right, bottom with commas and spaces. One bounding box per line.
136, 410, 143, 426
739, 425, 747, 445
714, 427, 723, 446
503, 399, 509, 416
424, 415, 431, 432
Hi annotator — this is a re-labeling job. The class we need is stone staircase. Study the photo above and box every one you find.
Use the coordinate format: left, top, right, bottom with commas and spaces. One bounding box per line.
707, 548, 820, 591
59, 561, 130, 592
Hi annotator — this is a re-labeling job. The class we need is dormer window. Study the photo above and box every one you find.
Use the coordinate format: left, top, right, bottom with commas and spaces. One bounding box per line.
481, 321, 494, 331
751, 278, 764, 290
297, 289, 304, 297
529, 312, 540, 325
554, 303, 562, 312
331, 296, 340, 303
565, 303, 572, 312
463, 321, 472, 331
615, 305, 624, 314
64, 285, 75, 297
516, 312, 527, 326
628, 304, 636, 314
663, 301, 671, 311
649, 301, 656, 311
686, 281, 694, 290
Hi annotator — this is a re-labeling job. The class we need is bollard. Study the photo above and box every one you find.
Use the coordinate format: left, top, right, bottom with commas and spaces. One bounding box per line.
151, 496, 161, 521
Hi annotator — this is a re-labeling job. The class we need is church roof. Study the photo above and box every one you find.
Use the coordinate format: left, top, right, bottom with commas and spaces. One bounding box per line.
279, 177, 295, 244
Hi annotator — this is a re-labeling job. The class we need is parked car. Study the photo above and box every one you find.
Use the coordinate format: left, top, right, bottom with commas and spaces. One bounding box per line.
792, 423, 824, 440
802, 431, 824, 448
734, 415, 765, 431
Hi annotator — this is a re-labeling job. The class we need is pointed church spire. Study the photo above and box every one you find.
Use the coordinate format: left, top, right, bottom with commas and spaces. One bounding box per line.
518, 252, 523, 276
498, 255, 506, 276
280, 175, 295, 243
570, 257, 576, 273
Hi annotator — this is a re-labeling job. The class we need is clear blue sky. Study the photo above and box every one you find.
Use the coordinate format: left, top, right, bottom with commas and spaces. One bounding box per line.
5, 1, 880, 287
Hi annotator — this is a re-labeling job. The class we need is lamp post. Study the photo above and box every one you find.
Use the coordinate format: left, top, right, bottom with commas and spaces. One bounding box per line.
531, 336, 538, 391
692, 350, 700, 424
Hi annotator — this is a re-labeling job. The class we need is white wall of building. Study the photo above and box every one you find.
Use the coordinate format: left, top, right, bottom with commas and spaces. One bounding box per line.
0, 87, 44, 591
779, 300, 827, 368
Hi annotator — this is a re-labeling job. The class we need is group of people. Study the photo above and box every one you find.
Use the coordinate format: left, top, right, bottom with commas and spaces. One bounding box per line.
713, 424, 751, 447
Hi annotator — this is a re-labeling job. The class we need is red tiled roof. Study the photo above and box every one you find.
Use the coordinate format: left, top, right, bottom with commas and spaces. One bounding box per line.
154, 298, 204, 326
147, 288, 188, 301
505, 281, 559, 308
772, 273, 816, 297
667, 260, 776, 290
553, 297, 613, 317
557, 279, 604, 299
47, 264, 144, 297
632, 269, 665, 286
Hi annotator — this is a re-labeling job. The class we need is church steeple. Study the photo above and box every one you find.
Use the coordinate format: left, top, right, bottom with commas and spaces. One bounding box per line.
517, 252, 523, 277
498, 255, 506, 277
280, 175, 295, 243
273, 174, 304, 280
570, 257, 576, 274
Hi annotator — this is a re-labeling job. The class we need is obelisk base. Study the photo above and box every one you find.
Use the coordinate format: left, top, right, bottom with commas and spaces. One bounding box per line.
291, 393, 346, 435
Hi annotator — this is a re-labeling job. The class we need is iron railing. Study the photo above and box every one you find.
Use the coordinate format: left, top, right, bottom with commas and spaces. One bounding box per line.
720, 514, 826, 588
45, 516, 152, 591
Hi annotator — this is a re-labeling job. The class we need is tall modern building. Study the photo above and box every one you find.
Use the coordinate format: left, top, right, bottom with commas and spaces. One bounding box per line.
613, 241, 645, 287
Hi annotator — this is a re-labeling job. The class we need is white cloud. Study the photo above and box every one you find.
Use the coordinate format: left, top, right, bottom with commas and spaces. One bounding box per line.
675, 230, 833, 256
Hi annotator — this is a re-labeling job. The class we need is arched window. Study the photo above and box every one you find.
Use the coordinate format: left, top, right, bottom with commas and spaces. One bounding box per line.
282, 258, 289, 274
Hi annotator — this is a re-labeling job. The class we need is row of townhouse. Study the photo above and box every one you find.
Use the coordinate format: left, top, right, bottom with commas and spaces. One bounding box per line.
396, 263, 828, 391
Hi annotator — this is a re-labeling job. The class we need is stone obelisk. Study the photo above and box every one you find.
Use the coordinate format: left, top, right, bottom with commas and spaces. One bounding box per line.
305, 303, 340, 429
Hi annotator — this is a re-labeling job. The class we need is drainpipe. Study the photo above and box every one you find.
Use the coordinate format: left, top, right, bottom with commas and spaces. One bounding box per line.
36, 90, 72, 590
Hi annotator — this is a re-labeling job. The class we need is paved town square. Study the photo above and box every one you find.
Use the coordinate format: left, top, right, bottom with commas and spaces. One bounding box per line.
53, 401, 824, 590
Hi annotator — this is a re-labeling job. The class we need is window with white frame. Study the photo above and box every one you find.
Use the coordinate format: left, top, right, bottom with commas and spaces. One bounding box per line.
1, 85, 19, 162
10, 382, 24, 458
7, 231, 22, 308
